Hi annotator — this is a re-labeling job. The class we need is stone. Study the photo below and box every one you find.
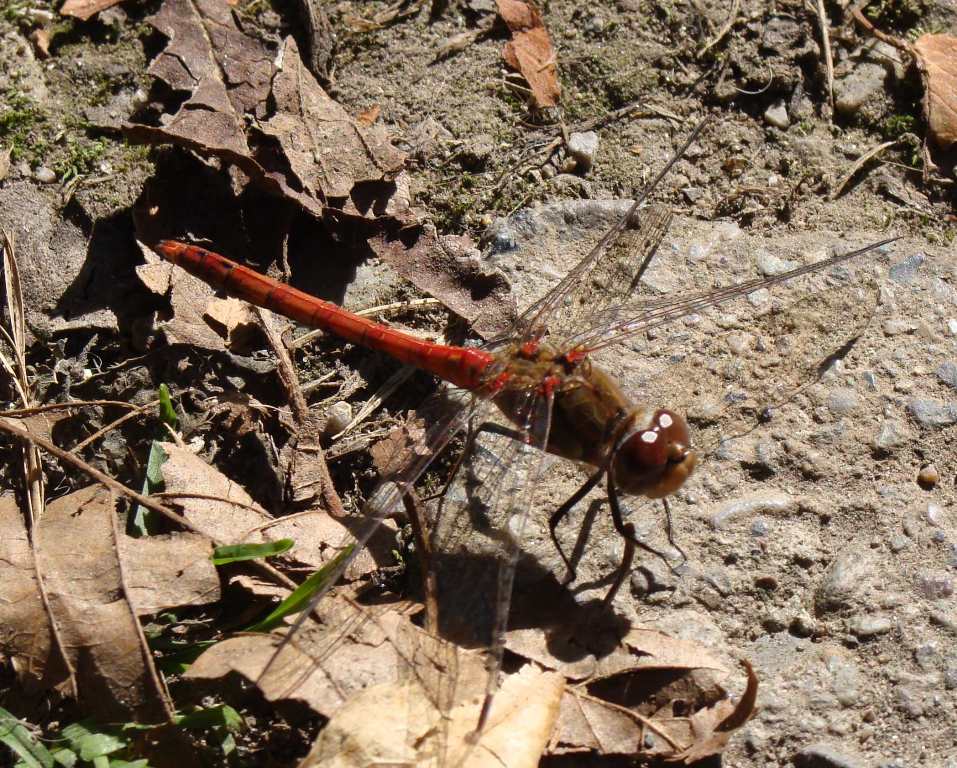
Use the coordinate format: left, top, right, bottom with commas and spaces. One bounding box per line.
33, 166, 56, 183
937, 360, 957, 389
834, 62, 887, 117
816, 548, 874, 613
827, 388, 859, 415
875, 419, 907, 449
764, 100, 790, 129
917, 570, 954, 600
849, 614, 893, 638
917, 464, 940, 488
566, 131, 599, 173
756, 249, 797, 276
888, 252, 924, 284
908, 399, 957, 428
794, 742, 867, 768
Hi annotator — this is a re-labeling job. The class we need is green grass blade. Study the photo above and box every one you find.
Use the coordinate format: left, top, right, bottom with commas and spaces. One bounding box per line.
245, 544, 354, 633
0, 706, 54, 768
211, 539, 294, 565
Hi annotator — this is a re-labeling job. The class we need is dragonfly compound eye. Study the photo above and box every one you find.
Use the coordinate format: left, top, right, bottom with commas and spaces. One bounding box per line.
615, 409, 697, 499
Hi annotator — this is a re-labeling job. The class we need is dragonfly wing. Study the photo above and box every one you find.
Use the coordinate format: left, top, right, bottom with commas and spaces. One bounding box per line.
494, 121, 707, 347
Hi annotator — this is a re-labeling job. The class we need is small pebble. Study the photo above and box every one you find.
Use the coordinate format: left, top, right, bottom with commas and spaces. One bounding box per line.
794, 742, 866, 768
763, 100, 789, 129
323, 401, 353, 436
827, 388, 859, 415
907, 399, 957, 428
566, 131, 599, 174
874, 419, 906, 449
917, 464, 940, 489
888, 534, 910, 553
925, 503, 944, 527
849, 614, 893, 638
33, 166, 56, 183
756, 250, 797, 276
883, 319, 916, 336
751, 518, 770, 536
887, 253, 924, 284
947, 319, 957, 337
937, 360, 957, 389
790, 611, 816, 638
917, 570, 954, 600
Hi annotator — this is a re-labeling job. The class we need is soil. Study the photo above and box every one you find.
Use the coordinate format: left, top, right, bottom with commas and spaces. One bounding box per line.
1, 0, 956, 766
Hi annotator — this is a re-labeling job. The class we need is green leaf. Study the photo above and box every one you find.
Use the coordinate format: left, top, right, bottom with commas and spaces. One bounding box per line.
157, 384, 178, 429
129, 384, 178, 537
50, 748, 77, 768
175, 705, 243, 733
245, 545, 354, 633
0, 706, 54, 768
211, 539, 294, 565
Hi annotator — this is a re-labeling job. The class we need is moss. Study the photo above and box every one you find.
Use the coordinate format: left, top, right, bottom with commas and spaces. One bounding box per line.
0, 89, 47, 161
863, 0, 928, 30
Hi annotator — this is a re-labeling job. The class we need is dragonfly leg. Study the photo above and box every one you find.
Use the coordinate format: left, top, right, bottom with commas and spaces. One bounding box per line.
603, 466, 680, 606
548, 466, 606, 585
661, 497, 689, 572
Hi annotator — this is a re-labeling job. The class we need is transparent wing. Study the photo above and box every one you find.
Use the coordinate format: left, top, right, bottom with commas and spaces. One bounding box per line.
560, 237, 897, 354
494, 120, 706, 347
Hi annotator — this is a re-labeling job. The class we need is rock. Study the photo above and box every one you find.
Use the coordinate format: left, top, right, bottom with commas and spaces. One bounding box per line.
794, 742, 867, 768
907, 399, 957, 428
888, 534, 909, 553
917, 570, 954, 600
764, 100, 790, 129
323, 401, 353, 436
917, 464, 939, 489
711, 493, 795, 529
925, 503, 944, 527
816, 548, 874, 613
756, 249, 797, 276
33, 166, 56, 183
834, 62, 887, 117
947, 318, 957, 336
874, 419, 907, 449
827, 388, 859, 415
937, 360, 957, 389
566, 131, 599, 173
888, 252, 924, 284
849, 614, 893, 638
883, 319, 916, 336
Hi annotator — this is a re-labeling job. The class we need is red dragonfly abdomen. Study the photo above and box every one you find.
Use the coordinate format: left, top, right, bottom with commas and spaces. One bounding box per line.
155, 241, 496, 391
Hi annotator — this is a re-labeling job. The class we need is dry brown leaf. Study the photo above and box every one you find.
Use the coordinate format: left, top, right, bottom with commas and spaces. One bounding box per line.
369, 228, 515, 339
120, 533, 220, 616
0, 487, 173, 721
29, 28, 51, 59
355, 104, 381, 127
156, 442, 395, 579
912, 34, 957, 150
60, 0, 123, 20
496, 0, 560, 108
0, 494, 70, 696
126, 2, 405, 219
261, 37, 405, 201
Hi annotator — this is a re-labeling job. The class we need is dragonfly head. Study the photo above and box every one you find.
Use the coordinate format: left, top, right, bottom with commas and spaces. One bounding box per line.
615, 409, 696, 498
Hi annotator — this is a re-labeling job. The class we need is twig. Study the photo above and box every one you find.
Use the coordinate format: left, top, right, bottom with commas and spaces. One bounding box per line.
70, 399, 159, 454
0, 417, 301, 595
402, 491, 438, 633
331, 366, 415, 441
810, 0, 835, 113
256, 306, 308, 423
698, 0, 740, 58
0, 399, 146, 417
830, 140, 898, 199
849, 4, 911, 52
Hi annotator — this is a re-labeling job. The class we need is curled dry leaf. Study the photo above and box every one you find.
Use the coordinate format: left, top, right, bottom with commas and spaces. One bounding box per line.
912, 34, 957, 150
0, 488, 173, 721
126, 0, 405, 219
495, 0, 561, 109
60, 0, 123, 20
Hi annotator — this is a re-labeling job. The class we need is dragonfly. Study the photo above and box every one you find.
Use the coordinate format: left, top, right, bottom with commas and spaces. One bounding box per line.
155, 120, 897, 761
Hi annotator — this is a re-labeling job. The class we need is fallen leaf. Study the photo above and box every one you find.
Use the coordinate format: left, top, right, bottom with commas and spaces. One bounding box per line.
261, 37, 405, 201
356, 104, 381, 127
664, 660, 759, 763
0, 487, 174, 721
369, 227, 515, 339
29, 28, 51, 58
156, 442, 396, 579
120, 533, 221, 616
495, 0, 560, 108
912, 34, 957, 149
126, 1, 405, 220
60, 0, 123, 20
